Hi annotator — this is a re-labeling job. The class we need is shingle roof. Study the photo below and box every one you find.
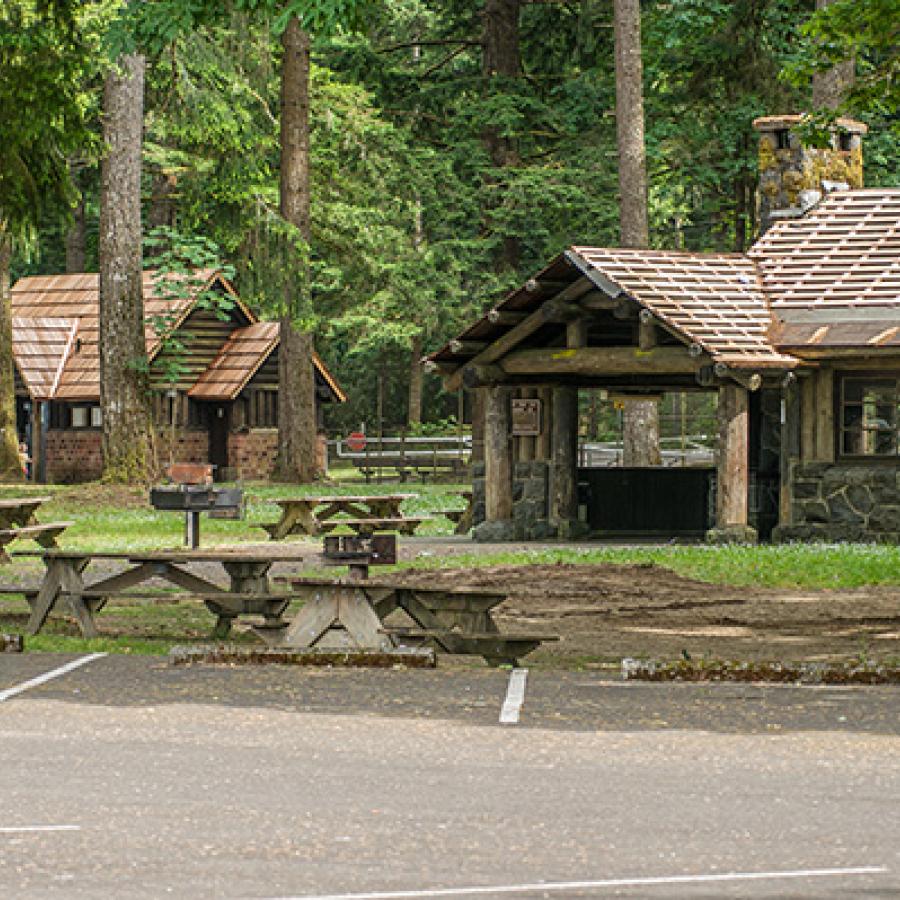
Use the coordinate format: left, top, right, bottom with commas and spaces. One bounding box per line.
432, 188, 900, 372
568, 247, 795, 367
11, 270, 229, 399
749, 189, 900, 310
11, 317, 78, 400
11, 271, 345, 404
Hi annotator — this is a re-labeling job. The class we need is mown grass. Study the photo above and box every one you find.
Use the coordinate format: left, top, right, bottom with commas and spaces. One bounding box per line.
406, 543, 900, 590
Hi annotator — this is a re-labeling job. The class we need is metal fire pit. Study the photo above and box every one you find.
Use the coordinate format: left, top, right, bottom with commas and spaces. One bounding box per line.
150, 485, 243, 548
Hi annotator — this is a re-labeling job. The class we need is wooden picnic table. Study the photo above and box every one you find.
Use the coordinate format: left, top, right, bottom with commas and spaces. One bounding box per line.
260, 494, 425, 540
11, 546, 315, 639
272, 577, 556, 666
0, 496, 51, 531
442, 489, 474, 535
0, 497, 71, 563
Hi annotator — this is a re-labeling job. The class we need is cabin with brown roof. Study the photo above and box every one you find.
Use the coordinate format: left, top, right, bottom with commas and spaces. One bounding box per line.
11, 271, 345, 482
430, 117, 900, 544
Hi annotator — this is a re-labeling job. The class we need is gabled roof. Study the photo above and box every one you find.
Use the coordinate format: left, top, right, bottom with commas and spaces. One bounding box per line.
189, 322, 347, 403
11, 270, 248, 400
11, 271, 345, 405
750, 189, 900, 310
11, 317, 78, 400
568, 247, 794, 367
432, 188, 900, 376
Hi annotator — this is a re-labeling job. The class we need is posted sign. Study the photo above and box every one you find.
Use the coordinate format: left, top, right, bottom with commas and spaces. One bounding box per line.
511, 398, 542, 436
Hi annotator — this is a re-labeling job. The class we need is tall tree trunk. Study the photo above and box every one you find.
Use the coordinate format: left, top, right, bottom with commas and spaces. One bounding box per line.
276, 17, 318, 482
148, 172, 178, 231
407, 333, 423, 427
614, 0, 659, 465
0, 232, 23, 480
65, 188, 87, 273
482, 0, 521, 272
614, 0, 648, 249
99, 53, 153, 483
812, 0, 855, 109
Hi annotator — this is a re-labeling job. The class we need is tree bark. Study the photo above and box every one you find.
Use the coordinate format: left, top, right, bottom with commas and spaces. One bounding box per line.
812, 0, 855, 109
622, 398, 662, 466
99, 53, 153, 483
276, 17, 318, 482
0, 232, 23, 479
614, 0, 659, 463
65, 190, 87, 273
614, 0, 649, 249
482, 0, 521, 271
407, 333, 423, 426
148, 171, 178, 231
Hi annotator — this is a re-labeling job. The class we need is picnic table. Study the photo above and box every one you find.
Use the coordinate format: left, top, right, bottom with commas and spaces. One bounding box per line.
271, 577, 556, 666
260, 494, 429, 540
10, 546, 314, 639
441, 489, 475, 535
0, 497, 71, 563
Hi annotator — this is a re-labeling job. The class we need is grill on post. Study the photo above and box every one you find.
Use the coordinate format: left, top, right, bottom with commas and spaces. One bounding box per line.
149, 464, 242, 548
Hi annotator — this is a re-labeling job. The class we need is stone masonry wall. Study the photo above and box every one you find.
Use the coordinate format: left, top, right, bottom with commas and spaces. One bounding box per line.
774, 462, 900, 543
472, 460, 557, 540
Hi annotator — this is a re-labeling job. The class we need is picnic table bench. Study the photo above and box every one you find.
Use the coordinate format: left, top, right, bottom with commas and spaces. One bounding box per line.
8, 546, 314, 639
272, 577, 556, 666
260, 494, 430, 540
436, 489, 475, 535
0, 497, 71, 563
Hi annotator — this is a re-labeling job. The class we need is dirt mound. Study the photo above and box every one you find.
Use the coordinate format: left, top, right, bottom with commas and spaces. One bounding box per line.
394, 563, 900, 665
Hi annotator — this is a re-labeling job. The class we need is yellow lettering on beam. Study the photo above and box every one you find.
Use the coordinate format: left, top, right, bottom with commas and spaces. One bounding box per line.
551, 349, 577, 359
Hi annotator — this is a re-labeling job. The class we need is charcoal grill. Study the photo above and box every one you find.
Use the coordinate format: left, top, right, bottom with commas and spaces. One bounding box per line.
150, 484, 243, 548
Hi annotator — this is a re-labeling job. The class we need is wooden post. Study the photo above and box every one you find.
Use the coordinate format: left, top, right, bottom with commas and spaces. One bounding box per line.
814, 368, 834, 463
800, 374, 816, 461
709, 383, 756, 542
31, 400, 43, 483
484, 385, 513, 522
536, 387, 552, 461
779, 377, 800, 530
550, 385, 578, 530
471, 389, 485, 463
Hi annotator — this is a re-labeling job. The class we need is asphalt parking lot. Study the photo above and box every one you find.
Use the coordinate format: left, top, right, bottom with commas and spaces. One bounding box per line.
1, 653, 898, 898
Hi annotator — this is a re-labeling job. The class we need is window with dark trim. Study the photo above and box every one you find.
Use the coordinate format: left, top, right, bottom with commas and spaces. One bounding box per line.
48, 402, 102, 430
839, 376, 899, 457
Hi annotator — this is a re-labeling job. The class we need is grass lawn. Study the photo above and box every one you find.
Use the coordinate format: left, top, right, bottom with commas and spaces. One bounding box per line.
1, 479, 898, 656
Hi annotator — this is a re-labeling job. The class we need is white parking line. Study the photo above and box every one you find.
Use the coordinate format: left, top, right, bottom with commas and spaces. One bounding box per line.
0, 653, 107, 703
266, 866, 889, 900
0, 825, 81, 834
499, 668, 527, 725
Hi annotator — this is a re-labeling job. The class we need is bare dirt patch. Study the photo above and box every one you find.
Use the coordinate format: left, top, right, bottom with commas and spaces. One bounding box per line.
390, 563, 900, 665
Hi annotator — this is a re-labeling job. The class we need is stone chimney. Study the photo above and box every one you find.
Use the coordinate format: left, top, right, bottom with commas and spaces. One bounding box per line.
752, 114, 867, 233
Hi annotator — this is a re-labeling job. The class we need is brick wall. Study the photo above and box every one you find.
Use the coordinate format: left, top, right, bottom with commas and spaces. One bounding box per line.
228, 429, 279, 480
45, 430, 103, 483
155, 429, 209, 469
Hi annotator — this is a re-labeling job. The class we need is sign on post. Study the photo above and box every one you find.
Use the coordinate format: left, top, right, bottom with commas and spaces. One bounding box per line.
511, 398, 542, 436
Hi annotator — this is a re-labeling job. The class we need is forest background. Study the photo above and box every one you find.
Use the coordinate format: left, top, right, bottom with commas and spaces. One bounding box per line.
5, 0, 899, 436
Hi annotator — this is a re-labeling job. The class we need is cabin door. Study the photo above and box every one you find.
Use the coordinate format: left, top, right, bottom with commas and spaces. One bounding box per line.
207, 403, 230, 480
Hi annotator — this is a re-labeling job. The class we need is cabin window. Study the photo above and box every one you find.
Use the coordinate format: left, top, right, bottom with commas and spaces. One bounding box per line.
839, 376, 899, 457
775, 129, 791, 150
838, 131, 853, 152
49, 403, 102, 430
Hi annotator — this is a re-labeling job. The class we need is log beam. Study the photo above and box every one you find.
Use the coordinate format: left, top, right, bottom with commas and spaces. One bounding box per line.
501, 346, 703, 377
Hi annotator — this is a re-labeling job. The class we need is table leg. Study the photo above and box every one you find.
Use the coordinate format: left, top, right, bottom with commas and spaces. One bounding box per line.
222, 561, 271, 594
271, 504, 319, 540
185, 511, 200, 549
63, 560, 98, 639
454, 500, 474, 535
27, 557, 90, 636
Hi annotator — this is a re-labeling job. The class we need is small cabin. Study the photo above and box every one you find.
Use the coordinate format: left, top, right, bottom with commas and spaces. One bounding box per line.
11, 270, 345, 482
